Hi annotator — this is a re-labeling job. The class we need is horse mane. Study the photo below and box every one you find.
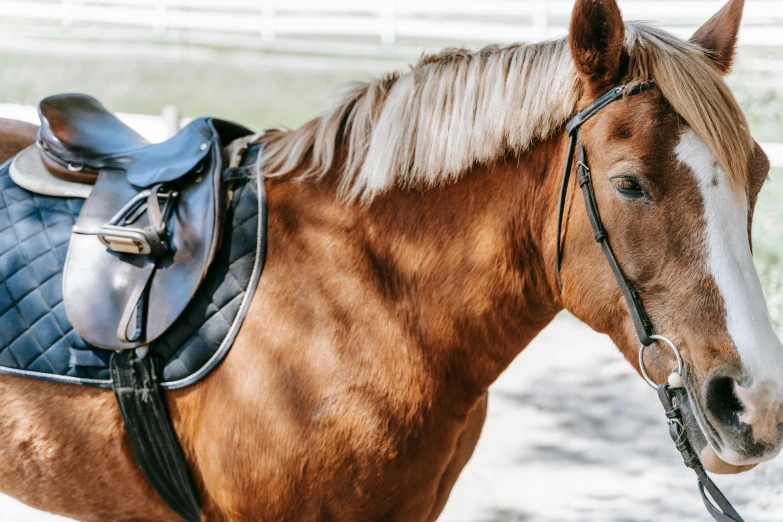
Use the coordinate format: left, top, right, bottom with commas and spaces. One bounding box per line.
260, 22, 752, 202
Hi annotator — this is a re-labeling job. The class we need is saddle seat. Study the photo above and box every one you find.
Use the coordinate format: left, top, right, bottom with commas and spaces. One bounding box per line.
40, 94, 149, 154
39, 94, 148, 183
38, 93, 218, 188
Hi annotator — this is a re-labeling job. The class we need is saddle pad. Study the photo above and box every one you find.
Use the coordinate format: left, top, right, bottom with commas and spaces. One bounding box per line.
0, 156, 266, 389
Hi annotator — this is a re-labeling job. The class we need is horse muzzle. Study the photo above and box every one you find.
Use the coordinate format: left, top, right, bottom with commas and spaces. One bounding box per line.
690, 366, 783, 472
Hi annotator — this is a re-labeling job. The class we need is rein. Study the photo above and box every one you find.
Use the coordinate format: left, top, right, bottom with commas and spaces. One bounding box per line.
555, 82, 745, 522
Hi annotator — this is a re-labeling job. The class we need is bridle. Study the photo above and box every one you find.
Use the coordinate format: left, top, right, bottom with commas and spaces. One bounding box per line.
555, 82, 745, 522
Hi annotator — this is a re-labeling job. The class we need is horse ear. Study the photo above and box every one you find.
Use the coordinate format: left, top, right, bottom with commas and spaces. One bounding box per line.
689, 0, 744, 74
568, 0, 626, 91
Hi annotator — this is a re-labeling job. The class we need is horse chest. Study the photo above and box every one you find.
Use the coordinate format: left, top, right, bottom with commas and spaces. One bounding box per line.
193, 337, 487, 521
263, 410, 484, 521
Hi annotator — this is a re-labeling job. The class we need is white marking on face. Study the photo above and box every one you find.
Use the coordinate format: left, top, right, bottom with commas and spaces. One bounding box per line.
676, 129, 783, 388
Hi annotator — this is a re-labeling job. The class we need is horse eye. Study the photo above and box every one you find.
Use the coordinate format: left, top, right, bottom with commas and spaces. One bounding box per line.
614, 177, 646, 198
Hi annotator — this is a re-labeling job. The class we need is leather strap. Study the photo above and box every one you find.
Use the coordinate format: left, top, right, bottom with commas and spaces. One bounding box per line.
575, 144, 654, 345
109, 137, 264, 522
555, 82, 656, 346
555, 82, 654, 294
141, 184, 170, 256
698, 474, 745, 522
111, 350, 201, 522
658, 385, 744, 522
117, 263, 154, 344
565, 85, 627, 134
555, 133, 578, 290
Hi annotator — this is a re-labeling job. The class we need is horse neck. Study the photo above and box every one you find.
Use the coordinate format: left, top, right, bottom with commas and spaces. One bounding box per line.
356, 134, 567, 406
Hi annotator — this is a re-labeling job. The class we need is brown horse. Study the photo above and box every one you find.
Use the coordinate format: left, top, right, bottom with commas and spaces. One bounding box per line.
0, 118, 38, 160
0, 0, 779, 520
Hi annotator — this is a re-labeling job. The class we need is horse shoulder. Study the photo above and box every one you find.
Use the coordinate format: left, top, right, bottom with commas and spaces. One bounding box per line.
185, 177, 487, 520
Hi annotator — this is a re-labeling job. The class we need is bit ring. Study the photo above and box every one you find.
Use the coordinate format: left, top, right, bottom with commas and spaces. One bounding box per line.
639, 334, 684, 389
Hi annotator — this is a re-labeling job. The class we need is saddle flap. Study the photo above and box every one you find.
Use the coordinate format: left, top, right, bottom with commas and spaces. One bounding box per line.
10, 145, 93, 199
62, 132, 224, 350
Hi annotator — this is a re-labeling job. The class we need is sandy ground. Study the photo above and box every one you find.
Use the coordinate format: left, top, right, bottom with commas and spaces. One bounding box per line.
2, 316, 782, 522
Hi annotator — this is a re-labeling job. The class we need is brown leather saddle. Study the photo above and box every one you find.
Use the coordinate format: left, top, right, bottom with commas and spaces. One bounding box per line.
35, 94, 260, 521
38, 93, 253, 350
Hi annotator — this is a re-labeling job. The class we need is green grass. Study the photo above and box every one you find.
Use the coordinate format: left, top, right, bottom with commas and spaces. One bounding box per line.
730, 86, 783, 143
752, 168, 783, 330
0, 52, 373, 129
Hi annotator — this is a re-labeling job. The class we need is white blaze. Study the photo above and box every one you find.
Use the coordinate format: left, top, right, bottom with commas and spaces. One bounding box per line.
676, 128, 783, 386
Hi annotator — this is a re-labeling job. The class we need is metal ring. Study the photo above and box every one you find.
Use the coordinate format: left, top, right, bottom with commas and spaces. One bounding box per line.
638, 334, 684, 389
67, 163, 84, 172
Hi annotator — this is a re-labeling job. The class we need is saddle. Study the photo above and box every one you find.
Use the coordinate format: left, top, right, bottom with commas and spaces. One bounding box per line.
39, 94, 252, 350
0, 93, 268, 522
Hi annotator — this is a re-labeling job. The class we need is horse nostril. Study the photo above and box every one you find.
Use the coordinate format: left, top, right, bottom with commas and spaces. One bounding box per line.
705, 376, 744, 428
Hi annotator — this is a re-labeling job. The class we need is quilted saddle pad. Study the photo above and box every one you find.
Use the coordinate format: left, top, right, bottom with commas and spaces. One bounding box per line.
0, 157, 265, 389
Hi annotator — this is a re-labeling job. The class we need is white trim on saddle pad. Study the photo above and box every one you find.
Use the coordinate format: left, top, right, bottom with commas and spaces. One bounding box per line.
10, 145, 93, 199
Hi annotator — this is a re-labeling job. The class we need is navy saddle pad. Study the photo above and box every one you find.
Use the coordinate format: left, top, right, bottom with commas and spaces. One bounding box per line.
0, 157, 265, 389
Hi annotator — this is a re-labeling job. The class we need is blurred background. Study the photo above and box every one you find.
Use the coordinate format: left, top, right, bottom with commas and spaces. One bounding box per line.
0, 1, 783, 521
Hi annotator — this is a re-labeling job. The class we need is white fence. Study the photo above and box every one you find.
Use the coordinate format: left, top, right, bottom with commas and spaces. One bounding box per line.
0, 0, 782, 48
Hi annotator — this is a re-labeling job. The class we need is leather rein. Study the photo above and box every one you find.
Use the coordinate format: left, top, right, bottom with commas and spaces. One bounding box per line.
555, 82, 745, 522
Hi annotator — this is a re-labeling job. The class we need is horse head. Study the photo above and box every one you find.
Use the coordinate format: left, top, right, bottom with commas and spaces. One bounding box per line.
559, 0, 779, 474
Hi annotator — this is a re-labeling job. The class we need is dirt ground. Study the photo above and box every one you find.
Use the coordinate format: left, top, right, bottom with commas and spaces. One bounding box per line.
2, 316, 782, 521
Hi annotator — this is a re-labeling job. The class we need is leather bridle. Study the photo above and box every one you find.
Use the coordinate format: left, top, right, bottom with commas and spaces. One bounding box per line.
555, 82, 745, 522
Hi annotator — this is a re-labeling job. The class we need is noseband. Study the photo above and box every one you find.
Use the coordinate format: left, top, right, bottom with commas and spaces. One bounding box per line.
555, 82, 744, 522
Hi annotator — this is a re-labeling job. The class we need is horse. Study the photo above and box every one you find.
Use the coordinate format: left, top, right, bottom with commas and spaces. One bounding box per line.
0, 118, 38, 160
0, 0, 779, 519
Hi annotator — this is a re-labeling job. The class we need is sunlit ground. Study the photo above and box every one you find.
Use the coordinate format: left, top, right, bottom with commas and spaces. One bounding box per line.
6, 317, 783, 521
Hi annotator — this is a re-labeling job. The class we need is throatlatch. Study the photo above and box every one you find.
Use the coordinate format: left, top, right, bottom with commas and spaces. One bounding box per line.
555, 82, 744, 522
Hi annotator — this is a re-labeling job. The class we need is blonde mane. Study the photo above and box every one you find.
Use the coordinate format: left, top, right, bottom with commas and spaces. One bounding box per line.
260, 23, 752, 202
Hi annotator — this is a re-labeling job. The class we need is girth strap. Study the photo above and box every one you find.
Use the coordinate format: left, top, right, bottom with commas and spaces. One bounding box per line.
108, 141, 265, 521
111, 350, 201, 522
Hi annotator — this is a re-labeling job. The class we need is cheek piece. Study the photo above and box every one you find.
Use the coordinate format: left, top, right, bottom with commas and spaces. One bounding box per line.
555, 81, 744, 522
